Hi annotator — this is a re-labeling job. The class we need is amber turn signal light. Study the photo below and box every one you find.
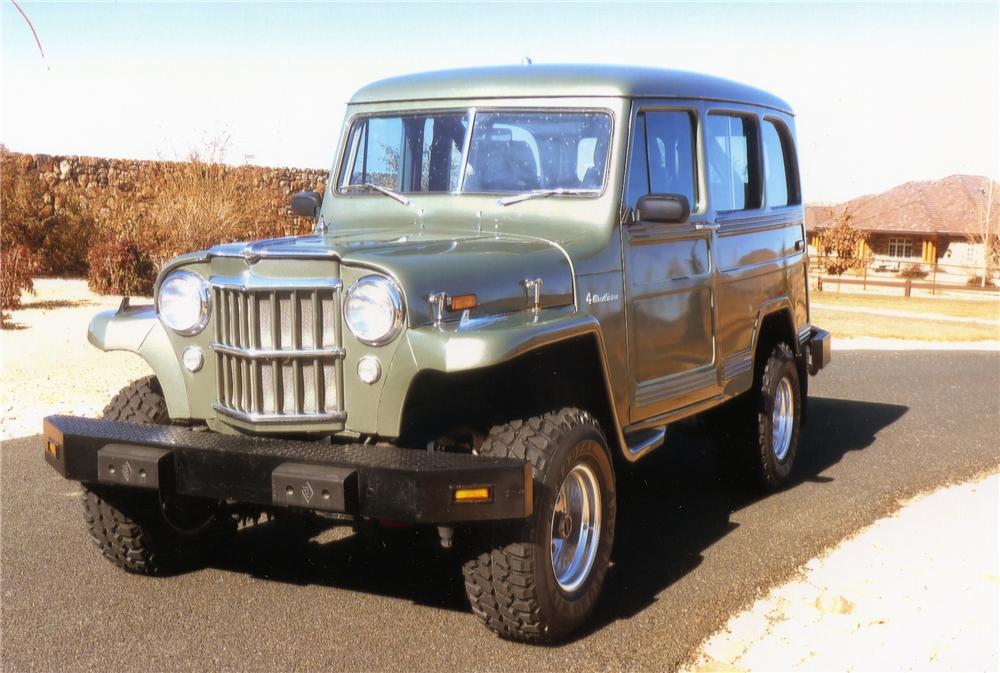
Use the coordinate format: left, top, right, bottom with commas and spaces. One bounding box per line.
45, 440, 59, 458
448, 294, 478, 311
453, 486, 492, 503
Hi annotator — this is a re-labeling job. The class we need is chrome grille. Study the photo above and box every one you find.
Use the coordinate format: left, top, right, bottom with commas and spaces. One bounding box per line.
210, 277, 345, 424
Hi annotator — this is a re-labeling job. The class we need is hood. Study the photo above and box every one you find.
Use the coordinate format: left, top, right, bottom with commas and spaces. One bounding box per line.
206, 230, 575, 327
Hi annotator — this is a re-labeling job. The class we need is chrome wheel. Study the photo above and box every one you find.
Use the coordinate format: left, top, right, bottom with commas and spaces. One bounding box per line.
772, 374, 795, 461
550, 459, 602, 592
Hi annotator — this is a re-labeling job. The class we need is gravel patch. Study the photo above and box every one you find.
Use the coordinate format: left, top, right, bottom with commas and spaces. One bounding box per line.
1, 279, 152, 440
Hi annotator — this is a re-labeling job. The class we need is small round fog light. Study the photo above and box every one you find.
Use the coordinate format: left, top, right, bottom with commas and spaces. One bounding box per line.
357, 355, 382, 385
182, 346, 204, 373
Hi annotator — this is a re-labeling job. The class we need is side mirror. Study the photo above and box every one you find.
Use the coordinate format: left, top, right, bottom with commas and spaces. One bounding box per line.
291, 191, 322, 217
636, 194, 690, 223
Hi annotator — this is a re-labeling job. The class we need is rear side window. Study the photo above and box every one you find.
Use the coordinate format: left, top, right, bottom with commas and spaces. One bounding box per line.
706, 114, 760, 211
624, 110, 697, 210
762, 120, 799, 207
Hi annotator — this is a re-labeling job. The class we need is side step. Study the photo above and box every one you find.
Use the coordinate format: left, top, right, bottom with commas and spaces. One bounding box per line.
625, 427, 666, 458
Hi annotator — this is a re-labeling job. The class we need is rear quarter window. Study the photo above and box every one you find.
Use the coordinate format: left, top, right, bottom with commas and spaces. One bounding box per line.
762, 119, 800, 207
706, 114, 761, 211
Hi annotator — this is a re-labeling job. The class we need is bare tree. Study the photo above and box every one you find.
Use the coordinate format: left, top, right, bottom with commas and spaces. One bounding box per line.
966, 179, 999, 287
815, 208, 869, 289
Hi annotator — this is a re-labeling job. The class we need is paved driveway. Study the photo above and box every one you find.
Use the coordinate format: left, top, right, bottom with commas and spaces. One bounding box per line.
2, 351, 997, 672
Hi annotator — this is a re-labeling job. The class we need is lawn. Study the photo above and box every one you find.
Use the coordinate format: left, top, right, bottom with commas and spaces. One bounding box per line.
810, 291, 1000, 321
811, 305, 1000, 341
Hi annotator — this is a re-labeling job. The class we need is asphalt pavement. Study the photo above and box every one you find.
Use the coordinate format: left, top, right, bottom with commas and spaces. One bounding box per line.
2, 351, 998, 672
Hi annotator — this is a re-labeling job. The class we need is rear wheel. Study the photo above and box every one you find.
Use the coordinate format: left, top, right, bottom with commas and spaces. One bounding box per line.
714, 342, 802, 488
753, 342, 802, 487
462, 408, 616, 643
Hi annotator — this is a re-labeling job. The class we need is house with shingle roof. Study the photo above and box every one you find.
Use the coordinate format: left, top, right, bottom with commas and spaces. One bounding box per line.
806, 175, 997, 277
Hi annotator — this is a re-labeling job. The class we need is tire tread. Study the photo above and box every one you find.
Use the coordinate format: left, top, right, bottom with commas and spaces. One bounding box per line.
461, 407, 602, 643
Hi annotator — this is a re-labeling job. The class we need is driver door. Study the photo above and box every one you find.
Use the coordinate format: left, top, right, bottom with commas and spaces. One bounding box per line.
623, 104, 719, 421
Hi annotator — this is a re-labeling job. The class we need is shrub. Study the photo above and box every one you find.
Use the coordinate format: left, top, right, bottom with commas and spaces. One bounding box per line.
0, 244, 38, 324
966, 274, 996, 288
87, 234, 156, 296
143, 156, 311, 266
898, 263, 929, 280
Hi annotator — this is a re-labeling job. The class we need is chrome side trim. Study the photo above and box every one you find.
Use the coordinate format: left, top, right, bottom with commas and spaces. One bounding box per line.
212, 403, 347, 425
721, 350, 752, 382
210, 343, 346, 360
210, 275, 343, 292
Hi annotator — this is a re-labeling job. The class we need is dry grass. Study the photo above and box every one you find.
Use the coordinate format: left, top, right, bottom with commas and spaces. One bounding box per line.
812, 307, 1000, 341
812, 292, 1000, 321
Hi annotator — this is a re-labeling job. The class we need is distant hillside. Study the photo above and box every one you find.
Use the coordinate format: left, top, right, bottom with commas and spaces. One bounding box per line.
806, 175, 998, 235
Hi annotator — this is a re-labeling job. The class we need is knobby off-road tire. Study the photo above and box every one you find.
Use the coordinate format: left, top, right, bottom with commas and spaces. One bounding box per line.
82, 486, 171, 574
101, 375, 170, 424
462, 408, 616, 643
726, 341, 802, 489
83, 376, 230, 574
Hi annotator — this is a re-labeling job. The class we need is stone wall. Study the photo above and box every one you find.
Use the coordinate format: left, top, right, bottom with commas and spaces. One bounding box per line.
5, 151, 329, 221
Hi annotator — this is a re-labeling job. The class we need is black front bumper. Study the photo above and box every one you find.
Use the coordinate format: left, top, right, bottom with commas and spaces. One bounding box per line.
43, 415, 532, 524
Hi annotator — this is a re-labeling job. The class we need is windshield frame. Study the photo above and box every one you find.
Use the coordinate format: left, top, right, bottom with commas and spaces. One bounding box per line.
333, 106, 616, 200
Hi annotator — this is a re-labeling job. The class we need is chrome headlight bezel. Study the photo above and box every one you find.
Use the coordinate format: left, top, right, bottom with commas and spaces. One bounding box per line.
343, 274, 405, 346
157, 270, 210, 336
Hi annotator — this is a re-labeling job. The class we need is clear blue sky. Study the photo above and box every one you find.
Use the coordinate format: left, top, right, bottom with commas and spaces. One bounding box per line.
2, 1, 997, 203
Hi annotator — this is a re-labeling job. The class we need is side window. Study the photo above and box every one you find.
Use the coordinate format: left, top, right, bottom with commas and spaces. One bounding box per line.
624, 110, 696, 210
645, 111, 696, 208
762, 119, 799, 207
707, 114, 761, 211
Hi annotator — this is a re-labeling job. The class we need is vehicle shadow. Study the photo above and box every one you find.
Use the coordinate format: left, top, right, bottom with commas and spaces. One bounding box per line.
199, 396, 908, 630
582, 395, 908, 634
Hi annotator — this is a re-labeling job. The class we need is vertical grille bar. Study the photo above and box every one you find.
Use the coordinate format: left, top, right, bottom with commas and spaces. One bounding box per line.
334, 285, 345, 411
291, 290, 303, 414
270, 291, 282, 413
312, 290, 323, 413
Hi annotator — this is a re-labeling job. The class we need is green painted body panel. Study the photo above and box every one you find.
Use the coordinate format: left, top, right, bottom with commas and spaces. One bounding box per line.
85, 66, 816, 460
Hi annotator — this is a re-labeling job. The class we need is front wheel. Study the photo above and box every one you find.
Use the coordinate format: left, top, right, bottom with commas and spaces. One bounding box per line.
462, 408, 616, 643
84, 376, 233, 574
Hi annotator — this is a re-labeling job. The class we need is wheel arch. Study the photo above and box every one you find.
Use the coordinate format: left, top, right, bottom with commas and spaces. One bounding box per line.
749, 298, 807, 390
393, 331, 627, 457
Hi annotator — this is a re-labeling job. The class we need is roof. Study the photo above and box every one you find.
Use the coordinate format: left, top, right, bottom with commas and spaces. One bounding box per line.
806, 175, 998, 237
349, 64, 793, 113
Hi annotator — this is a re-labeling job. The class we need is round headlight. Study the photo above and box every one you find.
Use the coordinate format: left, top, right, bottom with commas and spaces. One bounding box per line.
344, 275, 404, 346
158, 270, 210, 335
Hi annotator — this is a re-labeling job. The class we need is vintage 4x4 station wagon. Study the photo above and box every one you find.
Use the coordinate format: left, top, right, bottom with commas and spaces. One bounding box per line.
44, 65, 830, 642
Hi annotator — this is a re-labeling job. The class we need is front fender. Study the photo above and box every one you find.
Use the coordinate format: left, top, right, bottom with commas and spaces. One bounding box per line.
88, 307, 190, 419
406, 307, 601, 372
374, 307, 615, 438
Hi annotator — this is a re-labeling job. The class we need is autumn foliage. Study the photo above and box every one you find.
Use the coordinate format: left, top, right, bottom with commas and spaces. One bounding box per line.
814, 209, 869, 278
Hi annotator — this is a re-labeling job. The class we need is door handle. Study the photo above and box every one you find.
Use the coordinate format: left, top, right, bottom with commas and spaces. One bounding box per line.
694, 222, 720, 231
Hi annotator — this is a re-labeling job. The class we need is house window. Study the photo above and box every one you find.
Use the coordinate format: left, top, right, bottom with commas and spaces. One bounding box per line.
888, 237, 913, 258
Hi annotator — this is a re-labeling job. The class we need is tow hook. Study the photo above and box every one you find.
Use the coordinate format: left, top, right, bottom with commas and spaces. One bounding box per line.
437, 525, 454, 549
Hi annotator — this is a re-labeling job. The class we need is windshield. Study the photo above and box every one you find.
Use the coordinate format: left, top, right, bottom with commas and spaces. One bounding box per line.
338, 110, 612, 195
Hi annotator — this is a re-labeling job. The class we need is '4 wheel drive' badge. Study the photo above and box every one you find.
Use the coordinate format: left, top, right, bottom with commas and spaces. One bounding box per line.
301, 481, 314, 503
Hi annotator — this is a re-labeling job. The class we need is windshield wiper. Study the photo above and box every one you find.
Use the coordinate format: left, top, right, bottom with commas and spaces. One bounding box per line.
345, 182, 411, 207
496, 188, 598, 207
